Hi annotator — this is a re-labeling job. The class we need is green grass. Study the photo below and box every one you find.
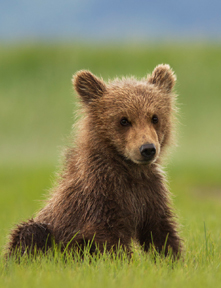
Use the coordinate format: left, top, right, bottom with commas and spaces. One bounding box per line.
0, 42, 221, 287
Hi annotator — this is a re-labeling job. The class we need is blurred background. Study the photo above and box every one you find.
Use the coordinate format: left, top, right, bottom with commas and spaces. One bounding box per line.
0, 0, 221, 250
1, 0, 221, 41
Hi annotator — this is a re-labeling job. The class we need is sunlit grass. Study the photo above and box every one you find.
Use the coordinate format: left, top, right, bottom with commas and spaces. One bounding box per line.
1, 230, 221, 288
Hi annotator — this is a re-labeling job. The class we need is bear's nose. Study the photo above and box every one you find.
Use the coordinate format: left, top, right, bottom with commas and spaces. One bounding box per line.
140, 143, 156, 160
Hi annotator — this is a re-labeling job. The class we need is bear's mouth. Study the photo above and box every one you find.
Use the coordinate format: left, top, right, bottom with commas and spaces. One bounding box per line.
120, 155, 150, 166
120, 153, 156, 166
134, 159, 153, 165
121, 155, 155, 165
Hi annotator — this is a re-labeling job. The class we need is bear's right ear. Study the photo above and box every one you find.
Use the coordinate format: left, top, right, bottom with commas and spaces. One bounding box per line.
73, 70, 106, 104
148, 64, 176, 93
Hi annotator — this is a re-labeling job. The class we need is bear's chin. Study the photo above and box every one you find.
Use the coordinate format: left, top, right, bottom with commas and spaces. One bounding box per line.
125, 158, 157, 166
133, 159, 156, 165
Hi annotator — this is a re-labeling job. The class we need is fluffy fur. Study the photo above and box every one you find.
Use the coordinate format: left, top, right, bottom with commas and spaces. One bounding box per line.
6, 64, 182, 258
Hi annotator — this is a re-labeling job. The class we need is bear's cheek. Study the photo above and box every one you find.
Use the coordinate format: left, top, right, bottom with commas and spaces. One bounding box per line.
157, 131, 165, 146
96, 120, 128, 154
155, 121, 170, 146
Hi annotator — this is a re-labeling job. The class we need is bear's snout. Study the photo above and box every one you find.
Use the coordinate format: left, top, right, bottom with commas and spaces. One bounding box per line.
139, 143, 156, 161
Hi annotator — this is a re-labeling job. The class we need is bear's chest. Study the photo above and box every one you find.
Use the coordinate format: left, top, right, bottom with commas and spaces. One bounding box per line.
118, 181, 156, 230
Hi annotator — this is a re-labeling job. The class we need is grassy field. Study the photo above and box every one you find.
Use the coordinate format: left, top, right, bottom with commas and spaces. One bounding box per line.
0, 43, 221, 287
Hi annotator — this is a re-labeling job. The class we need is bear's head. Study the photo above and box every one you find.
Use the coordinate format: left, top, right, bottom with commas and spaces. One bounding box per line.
73, 64, 177, 165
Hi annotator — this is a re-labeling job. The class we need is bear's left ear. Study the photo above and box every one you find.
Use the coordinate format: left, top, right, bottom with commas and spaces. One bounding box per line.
73, 70, 106, 104
148, 64, 176, 93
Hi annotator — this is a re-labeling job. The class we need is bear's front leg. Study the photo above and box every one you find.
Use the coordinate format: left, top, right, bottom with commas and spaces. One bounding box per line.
66, 221, 133, 256
6, 219, 52, 257
69, 231, 132, 255
139, 215, 182, 258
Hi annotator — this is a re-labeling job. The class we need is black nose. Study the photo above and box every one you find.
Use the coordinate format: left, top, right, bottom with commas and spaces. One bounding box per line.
140, 143, 156, 160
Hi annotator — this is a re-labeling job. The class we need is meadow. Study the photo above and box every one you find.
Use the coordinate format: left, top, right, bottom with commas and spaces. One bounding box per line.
0, 43, 221, 287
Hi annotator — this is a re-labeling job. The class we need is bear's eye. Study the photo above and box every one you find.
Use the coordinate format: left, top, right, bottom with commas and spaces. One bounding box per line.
151, 115, 158, 124
120, 117, 130, 126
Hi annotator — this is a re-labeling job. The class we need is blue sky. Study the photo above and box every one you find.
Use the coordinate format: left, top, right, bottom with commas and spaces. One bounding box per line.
0, 0, 221, 42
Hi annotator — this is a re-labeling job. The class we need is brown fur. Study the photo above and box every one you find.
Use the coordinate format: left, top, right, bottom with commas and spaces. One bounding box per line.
6, 64, 182, 258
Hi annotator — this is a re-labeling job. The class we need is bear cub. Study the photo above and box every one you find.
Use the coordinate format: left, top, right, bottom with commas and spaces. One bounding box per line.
7, 64, 182, 258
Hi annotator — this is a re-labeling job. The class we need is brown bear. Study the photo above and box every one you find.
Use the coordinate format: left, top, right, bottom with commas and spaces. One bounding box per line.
6, 64, 182, 258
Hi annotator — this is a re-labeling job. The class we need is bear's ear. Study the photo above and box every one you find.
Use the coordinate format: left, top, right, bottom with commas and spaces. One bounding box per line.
73, 70, 106, 104
148, 64, 176, 93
